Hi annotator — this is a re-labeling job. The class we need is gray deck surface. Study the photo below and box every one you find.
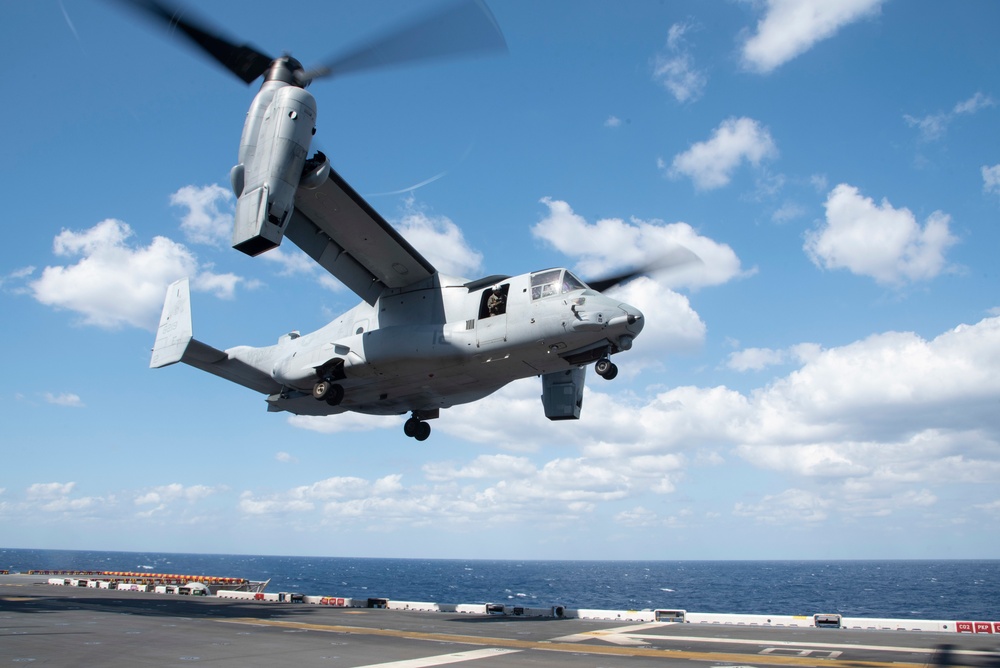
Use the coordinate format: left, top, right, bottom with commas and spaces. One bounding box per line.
2, 574, 996, 667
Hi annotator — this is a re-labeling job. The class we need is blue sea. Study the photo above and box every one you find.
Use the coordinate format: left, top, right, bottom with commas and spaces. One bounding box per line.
1, 549, 996, 620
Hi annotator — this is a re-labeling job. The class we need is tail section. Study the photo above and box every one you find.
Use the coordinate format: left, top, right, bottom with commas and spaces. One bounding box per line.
150, 278, 283, 396
151, 278, 194, 368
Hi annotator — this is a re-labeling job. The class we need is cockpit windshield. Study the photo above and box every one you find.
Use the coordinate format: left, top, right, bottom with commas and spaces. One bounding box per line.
530, 269, 587, 300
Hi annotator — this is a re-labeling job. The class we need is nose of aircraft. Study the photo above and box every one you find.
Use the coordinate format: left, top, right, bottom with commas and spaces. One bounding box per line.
621, 302, 644, 334
608, 301, 643, 351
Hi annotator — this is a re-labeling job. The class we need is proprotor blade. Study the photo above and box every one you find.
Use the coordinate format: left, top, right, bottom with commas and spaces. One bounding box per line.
298, 0, 507, 84
118, 0, 274, 84
587, 246, 703, 293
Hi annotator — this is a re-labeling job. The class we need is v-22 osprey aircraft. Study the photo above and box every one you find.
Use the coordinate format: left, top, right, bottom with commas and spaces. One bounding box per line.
136, 0, 682, 440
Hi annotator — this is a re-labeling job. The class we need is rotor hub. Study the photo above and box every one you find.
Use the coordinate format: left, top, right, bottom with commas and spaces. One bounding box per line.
264, 56, 306, 86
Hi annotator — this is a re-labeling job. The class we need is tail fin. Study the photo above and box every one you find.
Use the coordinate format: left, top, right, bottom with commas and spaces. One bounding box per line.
151, 278, 194, 368
150, 278, 283, 395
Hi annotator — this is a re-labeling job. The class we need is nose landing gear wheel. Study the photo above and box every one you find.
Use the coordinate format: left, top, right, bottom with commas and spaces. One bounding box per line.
594, 357, 618, 380
404, 417, 432, 441
595, 357, 618, 380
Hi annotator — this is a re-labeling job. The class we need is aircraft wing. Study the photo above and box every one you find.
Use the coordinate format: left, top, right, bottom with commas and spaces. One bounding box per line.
288, 168, 437, 305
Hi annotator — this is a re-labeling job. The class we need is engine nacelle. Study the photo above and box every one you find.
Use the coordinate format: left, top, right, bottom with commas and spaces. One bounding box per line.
541, 366, 586, 420
232, 84, 317, 256
299, 151, 330, 190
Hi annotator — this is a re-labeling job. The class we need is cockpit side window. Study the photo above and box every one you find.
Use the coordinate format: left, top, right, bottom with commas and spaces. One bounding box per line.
530, 270, 562, 300
530, 269, 587, 300
561, 272, 586, 293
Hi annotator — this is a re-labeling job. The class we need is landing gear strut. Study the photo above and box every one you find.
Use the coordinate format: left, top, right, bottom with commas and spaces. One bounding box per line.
404, 416, 432, 441
312, 380, 344, 406
595, 357, 618, 380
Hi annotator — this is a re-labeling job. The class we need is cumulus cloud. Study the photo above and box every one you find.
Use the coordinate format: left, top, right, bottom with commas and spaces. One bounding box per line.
134, 483, 219, 506
457, 316, 999, 518
29, 219, 249, 330
734, 488, 830, 524
237, 454, 682, 528
668, 117, 778, 190
24, 481, 109, 514
604, 116, 622, 128
727, 343, 820, 371
27, 482, 76, 498
532, 198, 744, 290
905, 92, 996, 142
170, 184, 234, 246
741, 0, 886, 74
395, 199, 483, 278
804, 184, 958, 285
652, 22, 707, 103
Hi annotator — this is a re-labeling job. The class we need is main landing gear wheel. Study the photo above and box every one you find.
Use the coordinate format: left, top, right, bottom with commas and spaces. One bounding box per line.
404, 417, 431, 441
312, 381, 344, 406
595, 357, 618, 380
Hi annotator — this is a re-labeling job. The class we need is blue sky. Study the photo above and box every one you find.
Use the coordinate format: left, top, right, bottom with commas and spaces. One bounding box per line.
1, 0, 998, 561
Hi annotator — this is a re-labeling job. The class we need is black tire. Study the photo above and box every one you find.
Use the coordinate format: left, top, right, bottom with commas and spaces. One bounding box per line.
415, 421, 431, 441
595, 358, 612, 377
604, 363, 618, 380
404, 417, 420, 438
325, 384, 345, 406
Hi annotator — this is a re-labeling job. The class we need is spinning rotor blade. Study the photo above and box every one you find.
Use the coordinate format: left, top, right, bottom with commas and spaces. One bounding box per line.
587, 246, 703, 293
119, 0, 273, 84
298, 0, 507, 84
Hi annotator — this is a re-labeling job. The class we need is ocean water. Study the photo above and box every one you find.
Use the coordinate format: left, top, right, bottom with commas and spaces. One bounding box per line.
1, 548, 996, 620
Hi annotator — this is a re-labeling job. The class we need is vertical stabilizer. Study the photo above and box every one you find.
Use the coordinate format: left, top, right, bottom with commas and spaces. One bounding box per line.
150, 278, 194, 368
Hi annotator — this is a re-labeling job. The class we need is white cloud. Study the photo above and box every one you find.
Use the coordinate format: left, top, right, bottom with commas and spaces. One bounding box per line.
652, 22, 707, 103
668, 117, 777, 190
727, 347, 785, 372
29, 219, 252, 330
30, 219, 197, 329
905, 92, 996, 142
772, 201, 807, 223
192, 270, 249, 300
983, 164, 1000, 196
43, 392, 84, 407
395, 199, 483, 279
237, 454, 683, 528
741, 0, 886, 74
423, 454, 537, 482
727, 343, 820, 371
734, 488, 830, 524
170, 184, 234, 246
134, 483, 218, 506
604, 115, 622, 128
27, 482, 76, 499
276, 451, 298, 464
24, 481, 109, 514
532, 198, 745, 290
804, 184, 958, 285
